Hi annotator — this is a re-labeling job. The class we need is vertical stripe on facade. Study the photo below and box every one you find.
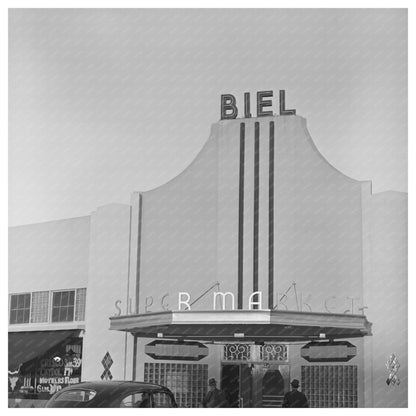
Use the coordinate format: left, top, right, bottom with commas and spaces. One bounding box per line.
132, 335, 138, 380
124, 206, 133, 380
238, 123, 245, 310
135, 194, 143, 314
268, 121, 275, 309
253, 122, 260, 298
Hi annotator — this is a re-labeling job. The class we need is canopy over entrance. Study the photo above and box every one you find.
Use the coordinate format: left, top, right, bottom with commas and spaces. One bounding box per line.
109, 310, 372, 342
8, 330, 81, 372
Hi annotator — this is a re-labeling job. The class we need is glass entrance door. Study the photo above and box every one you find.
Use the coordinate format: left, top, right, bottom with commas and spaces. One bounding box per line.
221, 364, 239, 407
239, 364, 253, 408
221, 364, 253, 408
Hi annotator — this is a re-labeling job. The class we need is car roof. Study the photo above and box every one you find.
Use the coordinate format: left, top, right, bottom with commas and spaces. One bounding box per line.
63, 381, 169, 392
46, 381, 176, 408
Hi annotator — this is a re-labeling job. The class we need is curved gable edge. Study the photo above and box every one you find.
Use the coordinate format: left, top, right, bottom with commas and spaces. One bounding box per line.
299, 116, 373, 192
139, 123, 220, 197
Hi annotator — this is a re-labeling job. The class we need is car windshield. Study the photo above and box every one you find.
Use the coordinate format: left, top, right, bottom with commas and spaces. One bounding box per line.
54, 389, 97, 402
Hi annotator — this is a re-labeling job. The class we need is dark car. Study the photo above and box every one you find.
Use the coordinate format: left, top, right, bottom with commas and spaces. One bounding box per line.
45, 381, 178, 408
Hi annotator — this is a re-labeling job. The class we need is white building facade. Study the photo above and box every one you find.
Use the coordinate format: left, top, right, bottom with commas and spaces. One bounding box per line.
9, 114, 407, 407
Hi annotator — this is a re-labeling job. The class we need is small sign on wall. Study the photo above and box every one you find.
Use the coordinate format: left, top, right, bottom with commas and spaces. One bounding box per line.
301, 341, 357, 362
145, 341, 208, 361
386, 354, 400, 386
101, 352, 113, 380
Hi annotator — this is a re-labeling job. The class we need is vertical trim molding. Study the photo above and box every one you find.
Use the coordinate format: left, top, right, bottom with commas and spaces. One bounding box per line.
124, 206, 133, 380
238, 123, 245, 310
253, 122, 260, 298
132, 334, 138, 380
135, 194, 143, 314
268, 121, 275, 309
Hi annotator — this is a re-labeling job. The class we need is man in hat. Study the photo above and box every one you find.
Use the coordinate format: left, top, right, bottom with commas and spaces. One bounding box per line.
202, 378, 229, 408
282, 379, 309, 408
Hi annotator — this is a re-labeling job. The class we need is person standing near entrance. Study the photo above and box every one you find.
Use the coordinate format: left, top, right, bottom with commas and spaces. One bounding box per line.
202, 378, 229, 408
282, 379, 309, 408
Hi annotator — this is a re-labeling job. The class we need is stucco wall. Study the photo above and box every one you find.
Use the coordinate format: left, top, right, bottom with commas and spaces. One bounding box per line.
363, 191, 407, 407
136, 115, 368, 314
82, 203, 134, 381
9, 216, 90, 293
271, 116, 369, 313
8, 114, 407, 407
138, 126, 220, 312
132, 115, 371, 405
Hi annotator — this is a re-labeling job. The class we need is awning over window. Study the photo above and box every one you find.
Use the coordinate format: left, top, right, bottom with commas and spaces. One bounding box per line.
8, 330, 81, 372
109, 310, 372, 343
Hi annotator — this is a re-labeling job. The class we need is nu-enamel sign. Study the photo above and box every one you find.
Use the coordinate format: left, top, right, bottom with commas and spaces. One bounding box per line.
220, 90, 296, 120
301, 341, 357, 362
145, 340, 208, 361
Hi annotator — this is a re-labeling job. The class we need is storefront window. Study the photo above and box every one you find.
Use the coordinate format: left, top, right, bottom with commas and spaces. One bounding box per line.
144, 363, 207, 408
75, 288, 86, 321
152, 392, 175, 408
301, 365, 358, 408
9, 293, 31, 324
9, 288, 86, 326
31, 291, 49, 323
52, 291, 75, 322
8, 334, 83, 404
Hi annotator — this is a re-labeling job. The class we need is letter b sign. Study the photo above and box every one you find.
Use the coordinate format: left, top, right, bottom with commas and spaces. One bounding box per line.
221, 94, 238, 120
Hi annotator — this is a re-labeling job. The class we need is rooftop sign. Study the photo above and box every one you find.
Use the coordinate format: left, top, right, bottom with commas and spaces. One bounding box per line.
220, 90, 296, 120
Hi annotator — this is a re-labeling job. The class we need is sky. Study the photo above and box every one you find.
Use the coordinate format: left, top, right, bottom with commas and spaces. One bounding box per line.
8, 8, 407, 226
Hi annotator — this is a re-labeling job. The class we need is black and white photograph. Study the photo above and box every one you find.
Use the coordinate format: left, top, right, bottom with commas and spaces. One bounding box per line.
6, 4, 409, 409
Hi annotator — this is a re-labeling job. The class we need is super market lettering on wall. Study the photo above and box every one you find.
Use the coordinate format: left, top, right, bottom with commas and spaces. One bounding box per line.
114, 290, 368, 316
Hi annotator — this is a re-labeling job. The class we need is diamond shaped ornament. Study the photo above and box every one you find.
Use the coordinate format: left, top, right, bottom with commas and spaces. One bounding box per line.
101, 352, 113, 370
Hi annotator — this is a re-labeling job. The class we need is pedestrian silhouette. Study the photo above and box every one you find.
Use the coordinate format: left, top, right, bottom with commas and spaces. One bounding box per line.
202, 378, 228, 408
282, 379, 309, 408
